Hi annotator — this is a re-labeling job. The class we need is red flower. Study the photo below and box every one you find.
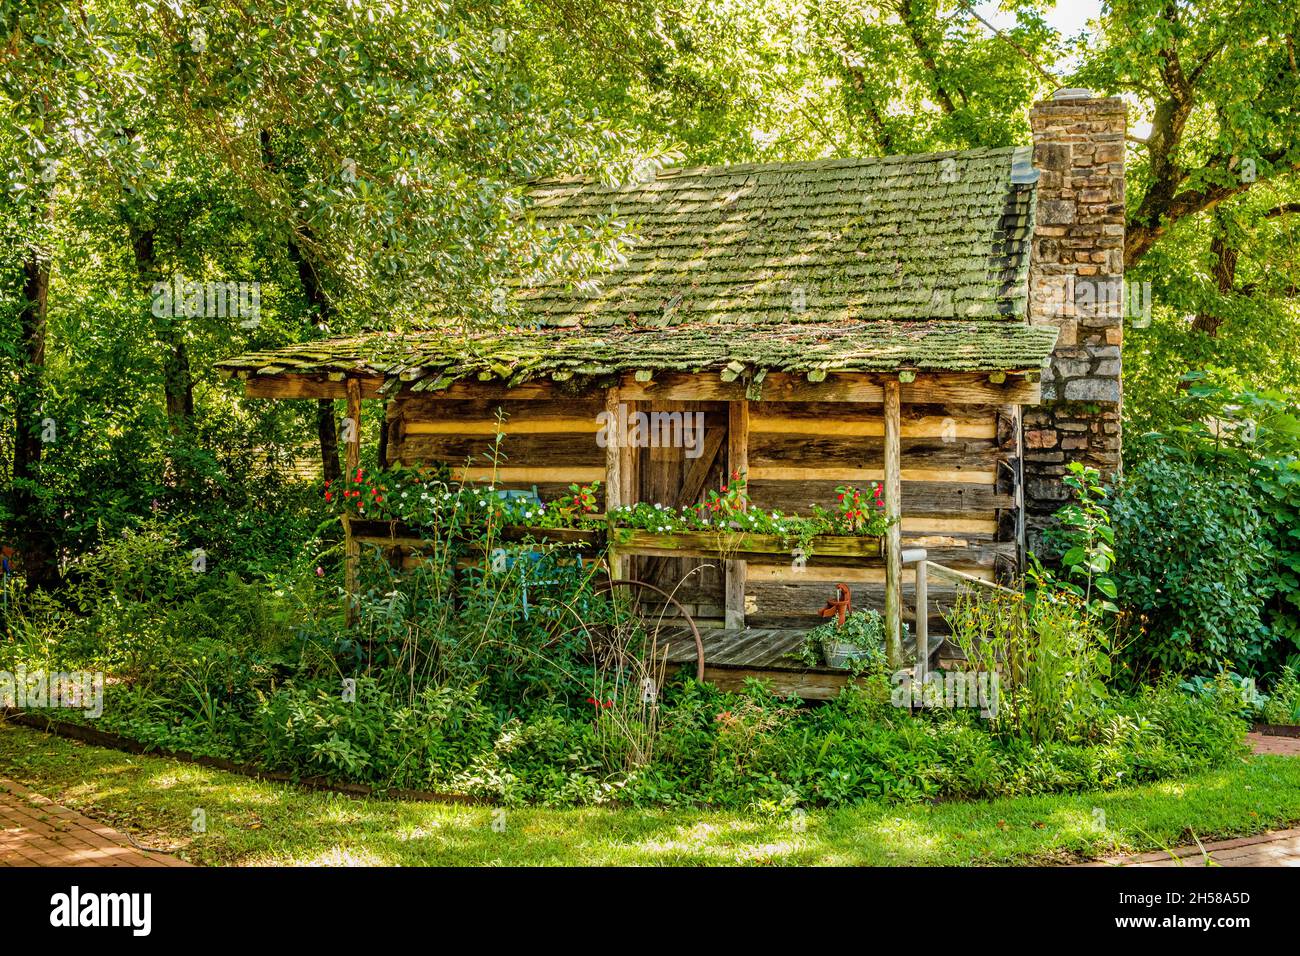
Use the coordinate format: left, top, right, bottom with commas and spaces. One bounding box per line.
325, 492, 333, 502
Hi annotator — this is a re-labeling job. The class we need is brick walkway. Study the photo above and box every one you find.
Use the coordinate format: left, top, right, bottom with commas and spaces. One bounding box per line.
0, 777, 190, 867
1248, 731, 1300, 757
1081, 828, 1300, 867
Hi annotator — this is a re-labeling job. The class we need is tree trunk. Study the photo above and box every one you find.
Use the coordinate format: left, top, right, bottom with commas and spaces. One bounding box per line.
318, 399, 341, 484
1192, 220, 1238, 337
129, 224, 193, 433
285, 237, 341, 483
13, 229, 59, 591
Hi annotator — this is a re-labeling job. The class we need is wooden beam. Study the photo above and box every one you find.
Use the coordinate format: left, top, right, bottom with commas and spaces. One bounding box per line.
619, 399, 638, 511
345, 378, 362, 477
749, 414, 997, 439
746, 563, 994, 584
883, 379, 903, 669
403, 418, 600, 435
925, 561, 1021, 596
231, 369, 1043, 405
453, 467, 605, 484
604, 388, 625, 578
725, 401, 750, 629
748, 466, 996, 484
914, 556, 928, 688
618, 371, 1041, 405
344, 378, 362, 626
236, 373, 387, 400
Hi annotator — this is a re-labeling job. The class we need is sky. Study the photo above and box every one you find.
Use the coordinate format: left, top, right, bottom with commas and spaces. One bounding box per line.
973, 0, 1103, 41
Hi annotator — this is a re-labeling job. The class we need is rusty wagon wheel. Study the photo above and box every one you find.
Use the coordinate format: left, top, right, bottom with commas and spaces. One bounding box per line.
594, 578, 705, 683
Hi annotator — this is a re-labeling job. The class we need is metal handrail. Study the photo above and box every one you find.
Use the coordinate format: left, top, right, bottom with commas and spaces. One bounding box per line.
900, 548, 1021, 686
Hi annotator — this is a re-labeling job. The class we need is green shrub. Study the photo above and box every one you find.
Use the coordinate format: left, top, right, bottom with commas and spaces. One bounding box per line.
251, 677, 498, 788
1113, 451, 1275, 677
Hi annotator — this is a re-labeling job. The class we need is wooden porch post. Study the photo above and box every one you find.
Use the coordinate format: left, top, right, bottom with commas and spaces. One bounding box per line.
883, 379, 903, 668
344, 378, 362, 625
604, 388, 625, 579
725, 400, 750, 630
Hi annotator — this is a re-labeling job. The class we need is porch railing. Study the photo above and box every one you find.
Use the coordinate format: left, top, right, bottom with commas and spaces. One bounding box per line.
900, 547, 1021, 686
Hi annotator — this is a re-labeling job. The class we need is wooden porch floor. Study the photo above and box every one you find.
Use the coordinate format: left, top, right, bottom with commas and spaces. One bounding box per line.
656, 626, 944, 700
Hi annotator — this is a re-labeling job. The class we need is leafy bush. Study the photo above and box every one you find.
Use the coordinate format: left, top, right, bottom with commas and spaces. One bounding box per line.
1113, 449, 1276, 677
793, 608, 887, 670
1179, 670, 1268, 720
251, 678, 499, 787
1115, 379, 1300, 676
0, 479, 1251, 812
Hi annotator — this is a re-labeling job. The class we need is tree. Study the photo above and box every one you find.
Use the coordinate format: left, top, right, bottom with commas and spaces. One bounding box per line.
1076, 0, 1300, 267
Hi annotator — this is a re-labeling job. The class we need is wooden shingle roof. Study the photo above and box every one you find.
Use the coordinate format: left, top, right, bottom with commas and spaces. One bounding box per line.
219, 145, 1056, 393
519, 144, 1037, 326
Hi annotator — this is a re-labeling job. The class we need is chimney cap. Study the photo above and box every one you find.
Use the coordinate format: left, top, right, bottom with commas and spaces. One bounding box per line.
1053, 87, 1096, 101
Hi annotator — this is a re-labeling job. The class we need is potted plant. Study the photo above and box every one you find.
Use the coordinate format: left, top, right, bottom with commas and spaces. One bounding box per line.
793, 609, 888, 670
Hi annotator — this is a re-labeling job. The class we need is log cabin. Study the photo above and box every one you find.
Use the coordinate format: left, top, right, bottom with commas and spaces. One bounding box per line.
217, 91, 1127, 697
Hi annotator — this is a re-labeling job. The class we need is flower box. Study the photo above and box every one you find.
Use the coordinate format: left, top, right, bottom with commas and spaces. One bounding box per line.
345, 517, 881, 562
609, 529, 881, 561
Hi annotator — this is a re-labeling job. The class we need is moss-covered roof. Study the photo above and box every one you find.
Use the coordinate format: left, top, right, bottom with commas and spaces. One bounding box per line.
519, 144, 1037, 325
219, 145, 1055, 390
217, 320, 1058, 391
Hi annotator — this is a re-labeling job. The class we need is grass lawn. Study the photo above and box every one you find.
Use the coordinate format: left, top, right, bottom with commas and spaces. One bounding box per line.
2, 722, 1298, 866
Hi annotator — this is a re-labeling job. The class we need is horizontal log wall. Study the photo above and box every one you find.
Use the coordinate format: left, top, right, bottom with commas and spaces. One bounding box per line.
742, 402, 1015, 631
385, 393, 1022, 634
386, 396, 608, 507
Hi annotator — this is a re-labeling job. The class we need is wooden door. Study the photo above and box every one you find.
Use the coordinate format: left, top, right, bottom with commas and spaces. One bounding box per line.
634, 401, 728, 621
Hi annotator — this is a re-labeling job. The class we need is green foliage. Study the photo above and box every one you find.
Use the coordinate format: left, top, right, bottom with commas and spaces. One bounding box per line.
1114, 452, 1274, 676
1115, 379, 1300, 676
1036, 463, 1119, 620
1179, 669, 1268, 721
793, 609, 887, 671
1262, 665, 1300, 725
2, 523, 1250, 810
945, 586, 1113, 745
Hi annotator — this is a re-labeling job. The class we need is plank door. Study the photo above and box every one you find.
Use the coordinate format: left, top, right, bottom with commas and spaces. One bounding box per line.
635, 401, 729, 622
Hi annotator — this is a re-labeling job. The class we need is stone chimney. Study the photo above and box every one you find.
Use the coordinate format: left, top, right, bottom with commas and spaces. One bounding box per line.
1024, 89, 1127, 542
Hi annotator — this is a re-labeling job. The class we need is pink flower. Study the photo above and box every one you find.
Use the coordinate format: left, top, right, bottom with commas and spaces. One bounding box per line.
316, 566, 324, 577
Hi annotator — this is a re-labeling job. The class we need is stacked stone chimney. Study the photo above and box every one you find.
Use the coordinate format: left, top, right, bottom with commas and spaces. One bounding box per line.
1024, 90, 1127, 543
